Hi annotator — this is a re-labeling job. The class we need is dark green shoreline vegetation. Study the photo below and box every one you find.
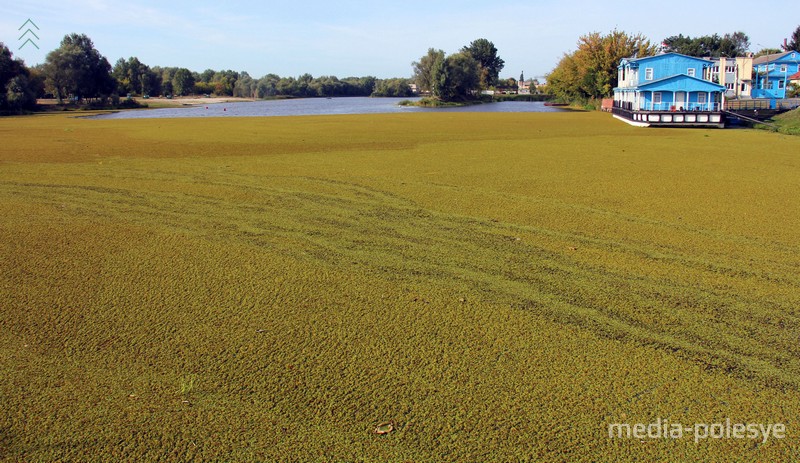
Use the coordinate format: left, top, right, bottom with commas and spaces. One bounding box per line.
399, 97, 485, 108
400, 94, 551, 108
2, 35, 417, 115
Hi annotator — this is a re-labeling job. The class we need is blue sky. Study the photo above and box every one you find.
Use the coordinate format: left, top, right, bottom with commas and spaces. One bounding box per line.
2, 0, 797, 80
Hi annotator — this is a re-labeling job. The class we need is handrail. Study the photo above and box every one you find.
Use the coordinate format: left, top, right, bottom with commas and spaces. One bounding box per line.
721, 110, 778, 129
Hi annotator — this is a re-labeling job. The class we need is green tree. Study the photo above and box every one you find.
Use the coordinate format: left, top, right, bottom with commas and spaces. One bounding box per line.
547, 30, 657, 102
310, 75, 343, 97
414, 47, 482, 101
413, 48, 445, 94
755, 48, 782, 58
6, 75, 37, 109
0, 43, 19, 108
0, 42, 38, 111
371, 78, 413, 97
297, 73, 314, 97
783, 25, 800, 52
256, 73, 280, 97
341, 76, 375, 96
788, 82, 800, 98
461, 38, 504, 88
662, 31, 750, 57
430, 52, 449, 99
199, 69, 216, 83
43, 34, 115, 103
112, 57, 157, 96
276, 76, 297, 96
444, 52, 481, 99
171, 68, 195, 96
233, 71, 256, 98
211, 70, 238, 96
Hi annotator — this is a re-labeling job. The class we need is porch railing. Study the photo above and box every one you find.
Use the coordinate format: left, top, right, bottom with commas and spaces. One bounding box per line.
612, 101, 721, 112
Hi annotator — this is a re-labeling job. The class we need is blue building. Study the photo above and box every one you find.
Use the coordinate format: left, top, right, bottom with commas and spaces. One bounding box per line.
752, 51, 800, 99
612, 53, 726, 127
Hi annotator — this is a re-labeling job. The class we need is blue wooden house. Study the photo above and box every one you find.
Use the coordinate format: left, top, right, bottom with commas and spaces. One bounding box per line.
612, 53, 726, 127
752, 51, 800, 99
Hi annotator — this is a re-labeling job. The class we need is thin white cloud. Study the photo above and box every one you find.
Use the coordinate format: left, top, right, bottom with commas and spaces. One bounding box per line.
3, 0, 798, 78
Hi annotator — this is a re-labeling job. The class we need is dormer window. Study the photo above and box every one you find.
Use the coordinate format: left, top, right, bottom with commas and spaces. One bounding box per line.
687, 68, 696, 77
645, 68, 653, 80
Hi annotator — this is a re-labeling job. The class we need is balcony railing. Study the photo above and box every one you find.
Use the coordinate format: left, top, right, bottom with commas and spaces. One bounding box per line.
612, 101, 720, 112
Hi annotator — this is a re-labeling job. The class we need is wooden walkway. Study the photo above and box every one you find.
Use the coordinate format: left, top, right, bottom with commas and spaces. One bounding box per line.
724, 98, 799, 121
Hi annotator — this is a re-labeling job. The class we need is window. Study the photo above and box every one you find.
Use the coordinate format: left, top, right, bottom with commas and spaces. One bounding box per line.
687, 68, 696, 77
725, 66, 736, 73
645, 68, 653, 80
697, 93, 707, 104
780, 65, 788, 73
778, 80, 785, 89
726, 83, 735, 90
653, 92, 662, 104
741, 83, 748, 92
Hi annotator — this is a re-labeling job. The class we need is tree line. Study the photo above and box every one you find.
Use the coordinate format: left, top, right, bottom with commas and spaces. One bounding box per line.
1, 33, 415, 112
546, 25, 800, 105
115, 60, 414, 100
2, 33, 508, 112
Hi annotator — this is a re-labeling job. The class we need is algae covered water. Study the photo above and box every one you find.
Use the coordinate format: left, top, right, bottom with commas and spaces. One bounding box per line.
89, 97, 568, 119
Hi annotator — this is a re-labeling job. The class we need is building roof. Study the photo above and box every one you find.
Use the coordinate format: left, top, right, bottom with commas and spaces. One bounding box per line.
614, 74, 725, 92
753, 51, 800, 65
789, 71, 800, 81
621, 52, 713, 66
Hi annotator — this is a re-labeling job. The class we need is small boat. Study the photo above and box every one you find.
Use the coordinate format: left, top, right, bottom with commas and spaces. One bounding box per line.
544, 102, 569, 107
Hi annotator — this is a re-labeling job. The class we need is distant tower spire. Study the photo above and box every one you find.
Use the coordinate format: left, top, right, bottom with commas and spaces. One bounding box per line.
520, 71, 524, 82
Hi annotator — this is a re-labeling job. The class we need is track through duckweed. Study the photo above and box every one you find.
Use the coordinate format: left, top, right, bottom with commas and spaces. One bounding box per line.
1, 111, 800, 461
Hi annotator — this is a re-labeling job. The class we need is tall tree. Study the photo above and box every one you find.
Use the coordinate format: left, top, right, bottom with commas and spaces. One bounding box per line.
171, 68, 195, 96
783, 25, 800, 52
444, 52, 481, 100
412, 48, 445, 94
430, 52, 449, 100
112, 56, 157, 96
233, 71, 256, 98
461, 38, 504, 88
0, 42, 38, 111
43, 34, 115, 103
547, 30, 657, 101
414, 47, 482, 101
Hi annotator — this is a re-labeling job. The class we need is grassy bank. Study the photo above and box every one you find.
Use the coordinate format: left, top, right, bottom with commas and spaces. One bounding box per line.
771, 107, 800, 135
1, 111, 800, 461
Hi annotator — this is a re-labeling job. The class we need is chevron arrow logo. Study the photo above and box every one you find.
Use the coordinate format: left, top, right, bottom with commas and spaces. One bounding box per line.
18, 18, 40, 50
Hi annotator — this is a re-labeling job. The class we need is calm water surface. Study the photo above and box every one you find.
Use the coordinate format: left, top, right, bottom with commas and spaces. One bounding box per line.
89, 97, 567, 119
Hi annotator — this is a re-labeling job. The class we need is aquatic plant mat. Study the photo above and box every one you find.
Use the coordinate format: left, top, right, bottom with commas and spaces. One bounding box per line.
1, 111, 799, 461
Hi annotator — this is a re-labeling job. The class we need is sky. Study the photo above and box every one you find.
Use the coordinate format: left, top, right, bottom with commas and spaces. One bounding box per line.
2, 0, 798, 80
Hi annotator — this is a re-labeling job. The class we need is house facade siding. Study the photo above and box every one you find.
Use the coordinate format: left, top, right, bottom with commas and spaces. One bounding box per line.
752, 51, 800, 99
614, 53, 725, 112
612, 53, 726, 127
707, 56, 753, 99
